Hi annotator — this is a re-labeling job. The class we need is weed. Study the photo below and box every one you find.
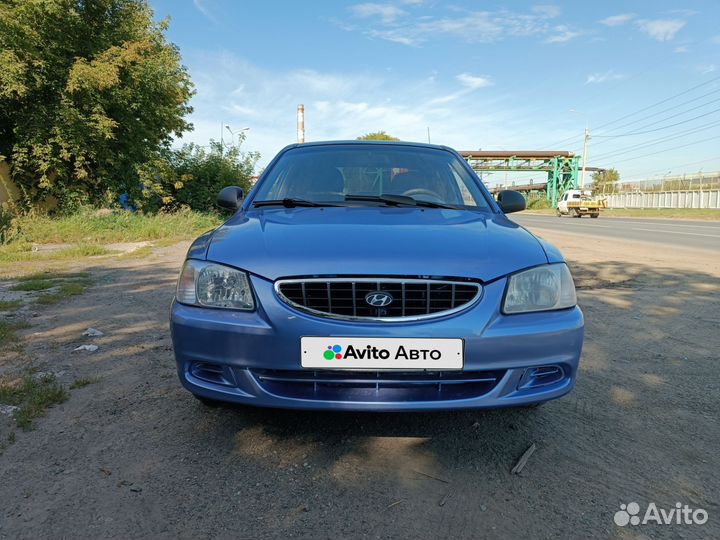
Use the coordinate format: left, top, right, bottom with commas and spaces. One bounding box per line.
0, 373, 68, 430
69, 376, 100, 389
0, 300, 23, 310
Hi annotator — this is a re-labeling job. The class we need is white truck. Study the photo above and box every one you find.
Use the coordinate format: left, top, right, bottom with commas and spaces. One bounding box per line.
557, 189, 608, 218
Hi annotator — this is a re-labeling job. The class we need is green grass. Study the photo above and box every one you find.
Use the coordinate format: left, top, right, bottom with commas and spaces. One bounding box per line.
0, 373, 68, 430
0, 432, 16, 455
0, 320, 30, 348
36, 279, 91, 305
11, 278, 55, 291
0, 300, 22, 310
117, 245, 154, 259
69, 376, 100, 389
17, 271, 90, 281
5, 272, 93, 306
7, 208, 222, 245
0, 243, 113, 263
525, 198, 551, 210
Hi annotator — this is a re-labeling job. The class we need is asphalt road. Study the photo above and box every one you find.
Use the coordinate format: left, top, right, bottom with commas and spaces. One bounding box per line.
511, 213, 720, 252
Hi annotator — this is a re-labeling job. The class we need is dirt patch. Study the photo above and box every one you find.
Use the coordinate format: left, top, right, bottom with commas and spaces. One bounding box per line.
0, 235, 718, 539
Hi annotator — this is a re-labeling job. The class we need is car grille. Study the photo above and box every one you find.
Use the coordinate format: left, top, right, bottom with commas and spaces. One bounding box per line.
250, 368, 505, 402
274, 278, 482, 321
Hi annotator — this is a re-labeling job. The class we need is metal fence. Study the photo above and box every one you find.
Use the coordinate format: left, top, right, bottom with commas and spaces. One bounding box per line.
606, 190, 720, 209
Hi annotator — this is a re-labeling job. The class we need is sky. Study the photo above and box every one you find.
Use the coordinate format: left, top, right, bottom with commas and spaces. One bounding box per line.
150, 0, 720, 185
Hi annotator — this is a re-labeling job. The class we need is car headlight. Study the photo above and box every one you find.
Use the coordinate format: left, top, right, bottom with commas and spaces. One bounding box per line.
503, 263, 576, 314
176, 260, 254, 310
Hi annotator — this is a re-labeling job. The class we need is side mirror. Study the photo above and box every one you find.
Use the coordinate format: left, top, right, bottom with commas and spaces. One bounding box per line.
217, 186, 244, 210
496, 190, 526, 214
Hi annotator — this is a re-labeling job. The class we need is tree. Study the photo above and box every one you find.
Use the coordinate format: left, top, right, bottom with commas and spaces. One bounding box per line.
0, 0, 194, 211
136, 138, 259, 212
356, 131, 400, 141
591, 168, 620, 193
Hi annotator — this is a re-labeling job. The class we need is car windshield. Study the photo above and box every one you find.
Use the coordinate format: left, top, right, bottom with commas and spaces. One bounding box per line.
251, 144, 492, 211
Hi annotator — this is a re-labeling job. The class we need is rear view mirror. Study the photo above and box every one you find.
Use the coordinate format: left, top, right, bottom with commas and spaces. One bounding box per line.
496, 190, 526, 214
217, 186, 244, 210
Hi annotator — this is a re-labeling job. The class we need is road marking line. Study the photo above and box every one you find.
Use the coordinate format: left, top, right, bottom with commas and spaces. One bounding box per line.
631, 228, 720, 238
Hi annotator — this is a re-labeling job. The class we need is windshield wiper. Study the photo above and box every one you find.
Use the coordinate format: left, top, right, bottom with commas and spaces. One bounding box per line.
253, 198, 339, 208
344, 194, 460, 209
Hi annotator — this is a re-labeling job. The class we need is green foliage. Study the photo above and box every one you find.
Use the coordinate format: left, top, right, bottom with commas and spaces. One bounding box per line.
0, 0, 194, 211
356, 131, 400, 141
591, 168, 620, 193
136, 140, 259, 212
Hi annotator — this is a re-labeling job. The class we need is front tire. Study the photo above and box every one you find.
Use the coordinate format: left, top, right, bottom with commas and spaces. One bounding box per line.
590, 213, 599, 218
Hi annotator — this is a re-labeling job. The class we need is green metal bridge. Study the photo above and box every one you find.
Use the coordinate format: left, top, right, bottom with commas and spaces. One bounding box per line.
460, 151, 582, 207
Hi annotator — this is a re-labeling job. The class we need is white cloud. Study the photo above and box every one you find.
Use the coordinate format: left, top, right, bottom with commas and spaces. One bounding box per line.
637, 19, 686, 41
599, 13, 635, 26
545, 25, 581, 43
350, 3, 407, 23
697, 64, 717, 75
341, 6, 578, 46
674, 45, 689, 53
178, 54, 540, 168
192, 0, 216, 22
532, 5, 561, 19
456, 73, 492, 89
712, 35, 720, 44
585, 70, 625, 84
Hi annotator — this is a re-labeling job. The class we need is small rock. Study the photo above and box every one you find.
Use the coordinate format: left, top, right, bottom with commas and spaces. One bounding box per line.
0, 404, 20, 416
82, 328, 104, 337
74, 344, 99, 352
130, 486, 142, 493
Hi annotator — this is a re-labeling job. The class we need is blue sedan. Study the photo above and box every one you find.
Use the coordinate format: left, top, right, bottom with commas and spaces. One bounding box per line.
170, 141, 584, 411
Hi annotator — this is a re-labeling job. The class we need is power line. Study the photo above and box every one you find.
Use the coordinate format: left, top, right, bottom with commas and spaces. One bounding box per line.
543, 75, 720, 149
593, 107, 720, 138
621, 156, 720, 181
593, 119, 720, 161
592, 74, 720, 132
604, 134, 720, 166
596, 87, 720, 134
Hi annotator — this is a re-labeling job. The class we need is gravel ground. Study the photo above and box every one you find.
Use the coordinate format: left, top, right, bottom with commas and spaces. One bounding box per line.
0, 231, 718, 540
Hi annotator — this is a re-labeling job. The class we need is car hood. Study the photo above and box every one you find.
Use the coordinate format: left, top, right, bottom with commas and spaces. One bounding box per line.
205, 207, 549, 282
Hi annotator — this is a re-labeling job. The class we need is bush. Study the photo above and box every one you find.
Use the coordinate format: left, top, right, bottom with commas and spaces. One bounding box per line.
526, 197, 550, 210
136, 140, 259, 212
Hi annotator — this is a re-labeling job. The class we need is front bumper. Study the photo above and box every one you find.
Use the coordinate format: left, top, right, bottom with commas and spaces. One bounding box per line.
170, 274, 584, 411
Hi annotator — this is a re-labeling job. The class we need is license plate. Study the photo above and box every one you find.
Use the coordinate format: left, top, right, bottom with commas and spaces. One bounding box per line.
301, 337, 463, 370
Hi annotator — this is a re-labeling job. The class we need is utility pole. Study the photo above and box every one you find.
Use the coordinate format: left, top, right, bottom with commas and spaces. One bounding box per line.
580, 127, 590, 189
297, 104, 305, 143
219, 121, 224, 156
427, 127, 431, 143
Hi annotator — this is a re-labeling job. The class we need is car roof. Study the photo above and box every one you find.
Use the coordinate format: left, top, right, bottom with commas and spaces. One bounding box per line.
278, 140, 457, 153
